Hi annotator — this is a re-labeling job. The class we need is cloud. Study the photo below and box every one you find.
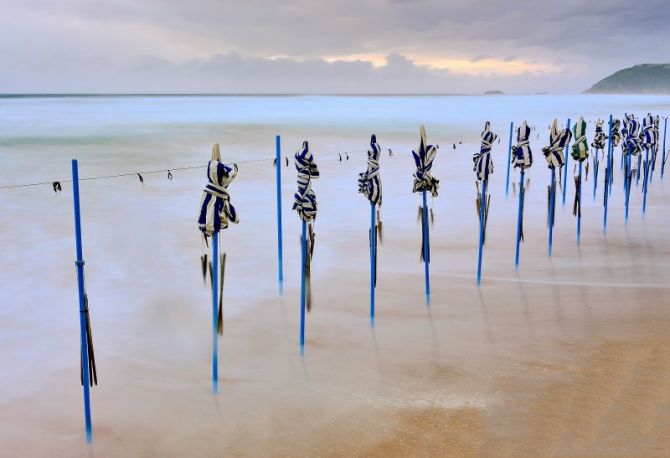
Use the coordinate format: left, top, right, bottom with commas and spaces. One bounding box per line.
0, 0, 668, 92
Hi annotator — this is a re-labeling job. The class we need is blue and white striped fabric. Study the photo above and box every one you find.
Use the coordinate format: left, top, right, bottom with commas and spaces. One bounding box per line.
542, 118, 572, 169
473, 122, 497, 181
591, 119, 608, 150
412, 126, 439, 196
198, 143, 239, 237
610, 119, 622, 148
511, 121, 533, 169
293, 141, 320, 222
358, 134, 382, 205
623, 114, 643, 157
640, 113, 655, 151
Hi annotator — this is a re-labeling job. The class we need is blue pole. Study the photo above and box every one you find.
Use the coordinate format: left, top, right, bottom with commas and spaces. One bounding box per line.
505, 122, 513, 196
642, 148, 650, 214
603, 115, 613, 235
422, 190, 430, 304
625, 152, 631, 223
548, 168, 555, 257
621, 112, 627, 170
71, 159, 93, 443
593, 149, 599, 200
211, 232, 218, 393
662, 117, 668, 179
476, 180, 487, 285
370, 203, 376, 326
577, 161, 582, 244
275, 135, 284, 295
299, 220, 306, 354
515, 169, 525, 269
562, 118, 571, 206
636, 154, 642, 186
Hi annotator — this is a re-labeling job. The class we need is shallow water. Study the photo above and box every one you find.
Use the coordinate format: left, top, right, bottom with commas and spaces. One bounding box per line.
0, 94, 669, 456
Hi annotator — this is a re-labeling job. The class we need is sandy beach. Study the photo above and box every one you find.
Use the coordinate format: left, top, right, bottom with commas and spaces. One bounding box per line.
0, 95, 669, 457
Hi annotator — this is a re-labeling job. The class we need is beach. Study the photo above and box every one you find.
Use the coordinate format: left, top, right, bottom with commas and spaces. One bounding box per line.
0, 95, 669, 457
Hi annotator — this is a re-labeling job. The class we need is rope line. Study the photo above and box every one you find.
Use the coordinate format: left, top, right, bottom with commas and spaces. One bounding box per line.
0, 147, 389, 191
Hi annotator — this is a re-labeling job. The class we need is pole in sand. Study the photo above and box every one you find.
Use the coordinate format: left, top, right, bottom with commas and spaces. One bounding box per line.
71, 159, 96, 443
275, 135, 284, 295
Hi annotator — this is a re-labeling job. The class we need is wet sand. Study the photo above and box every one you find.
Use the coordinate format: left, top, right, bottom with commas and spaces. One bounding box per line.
0, 140, 669, 457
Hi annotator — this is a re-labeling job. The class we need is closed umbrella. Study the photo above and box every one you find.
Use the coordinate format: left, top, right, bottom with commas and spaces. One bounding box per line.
623, 114, 642, 221
512, 121, 532, 268
542, 119, 572, 256
197, 143, 239, 391
293, 141, 319, 351
570, 116, 588, 243
591, 119, 608, 199
607, 118, 622, 195
640, 113, 655, 212
412, 126, 439, 303
358, 134, 382, 325
473, 121, 497, 284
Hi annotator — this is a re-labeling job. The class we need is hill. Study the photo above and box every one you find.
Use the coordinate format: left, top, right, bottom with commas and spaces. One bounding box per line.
585, 64, 670, 94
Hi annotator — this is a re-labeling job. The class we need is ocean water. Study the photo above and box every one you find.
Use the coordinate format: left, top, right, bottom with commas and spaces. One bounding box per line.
2, 94, 670, 186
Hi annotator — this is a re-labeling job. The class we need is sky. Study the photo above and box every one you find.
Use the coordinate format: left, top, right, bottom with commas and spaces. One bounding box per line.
1, 0, 669, 94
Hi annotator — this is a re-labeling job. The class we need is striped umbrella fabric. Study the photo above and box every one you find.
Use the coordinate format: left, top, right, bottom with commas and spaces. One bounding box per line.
570, 117, 589, 163
358, 134, 382, 205
610, 118, 622, 148
473, 121, 497, 181
511, 121, 533, 169
198, 143, 239, 237
412, 126, 439, 265
591, 119, 608, 150
623, 114, 643, 163
542, 118, 572, 170
412, 126, 440, 196
293, 141, 320, 222
652, 115, 660, 159
359, 134, 383, 294
641, 113, 655, 151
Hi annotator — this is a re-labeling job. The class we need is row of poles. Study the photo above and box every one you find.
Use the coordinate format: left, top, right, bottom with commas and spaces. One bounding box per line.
68, 114, 667, 443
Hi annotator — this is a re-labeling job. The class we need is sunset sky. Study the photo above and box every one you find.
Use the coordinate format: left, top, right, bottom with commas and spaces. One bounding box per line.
2, 0, 668, 93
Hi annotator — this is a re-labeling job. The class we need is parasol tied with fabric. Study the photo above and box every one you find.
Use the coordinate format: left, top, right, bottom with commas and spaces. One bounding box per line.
640, 113, 656, 211
293, 141, 319, 313
512, 121, 532, 267
473, 121, 497, 244
358, 134, 383, 285
607, 118, 622, 192
358, 134, 382, 322
197, 143, 239, 393
412, 126, 439, 264
591, 118, 608, 198
570, 117, 589, 223
623, 114, 642, 220
474, 121, 497, 285
412, 126, 438, 302
542, 119, 572, 255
